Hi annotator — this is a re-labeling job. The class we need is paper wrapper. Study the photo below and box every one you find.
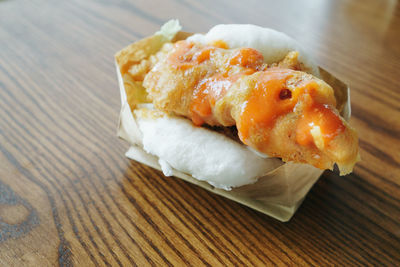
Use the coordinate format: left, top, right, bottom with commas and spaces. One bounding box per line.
115, 21, 351, 222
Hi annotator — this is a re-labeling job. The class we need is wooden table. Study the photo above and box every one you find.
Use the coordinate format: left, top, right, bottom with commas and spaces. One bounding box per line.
1, 0, 399, 265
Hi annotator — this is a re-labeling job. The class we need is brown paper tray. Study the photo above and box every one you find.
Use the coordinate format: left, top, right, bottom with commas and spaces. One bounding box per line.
115, 21, 351, 222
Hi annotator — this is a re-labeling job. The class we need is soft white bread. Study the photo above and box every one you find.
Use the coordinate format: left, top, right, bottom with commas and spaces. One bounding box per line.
134, 107, 283, 190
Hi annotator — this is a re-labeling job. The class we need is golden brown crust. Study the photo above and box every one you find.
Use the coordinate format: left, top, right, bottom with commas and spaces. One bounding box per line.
115, 36, 173, 109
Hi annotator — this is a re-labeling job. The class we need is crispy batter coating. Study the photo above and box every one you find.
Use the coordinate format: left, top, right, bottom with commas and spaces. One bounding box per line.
143, 41, 359, 174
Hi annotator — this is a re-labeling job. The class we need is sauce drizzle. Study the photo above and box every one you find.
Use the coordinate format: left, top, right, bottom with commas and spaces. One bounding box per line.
167, 40, 345, 147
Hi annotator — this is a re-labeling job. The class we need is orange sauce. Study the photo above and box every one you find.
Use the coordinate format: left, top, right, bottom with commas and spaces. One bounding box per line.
168, 40, 229, 69
210, 40, 229, 49
238, 69, 344, 147
238, 69, 296, 143
296, 102, 345, 146
228, 48, 265, 70
168, 40, 344, 148
188, 46, 263, 125
167, 40, 195, 70
191, 70, 255, 125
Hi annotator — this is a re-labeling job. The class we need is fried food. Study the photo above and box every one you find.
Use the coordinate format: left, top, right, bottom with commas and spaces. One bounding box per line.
143, 40, 359, 174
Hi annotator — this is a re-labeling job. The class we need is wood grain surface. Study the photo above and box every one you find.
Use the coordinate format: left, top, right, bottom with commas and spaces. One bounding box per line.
1, 0, 399, 266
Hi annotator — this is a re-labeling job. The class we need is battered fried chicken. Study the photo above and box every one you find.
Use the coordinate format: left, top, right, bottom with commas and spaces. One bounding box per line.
143, 40, 359, 174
